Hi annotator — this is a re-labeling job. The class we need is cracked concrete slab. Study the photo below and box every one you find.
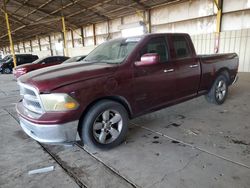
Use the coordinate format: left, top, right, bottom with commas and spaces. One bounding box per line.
41, 144, 136, 188
0, 113, 80, 188
83, 126, 250, 188
0, 75, 81, 188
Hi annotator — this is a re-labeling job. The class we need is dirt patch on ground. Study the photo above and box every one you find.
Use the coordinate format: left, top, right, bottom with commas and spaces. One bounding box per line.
14, 130, 29, 140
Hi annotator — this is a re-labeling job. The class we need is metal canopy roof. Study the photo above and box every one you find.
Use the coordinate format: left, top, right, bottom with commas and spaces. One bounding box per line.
0, 0, 185, 47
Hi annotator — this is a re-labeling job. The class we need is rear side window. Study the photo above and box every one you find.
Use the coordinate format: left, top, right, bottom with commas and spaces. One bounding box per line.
17, 55, 35, 64
23, 56, 33, 63
59, 57, 69, 62
32, 56, 38, 61
44, 57, 56, 64
16, 57, 23, 65
172, 36, 191, 59
140, 37, 169, 62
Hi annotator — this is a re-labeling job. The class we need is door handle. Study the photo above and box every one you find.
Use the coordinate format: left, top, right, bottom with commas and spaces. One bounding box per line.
164, 69, 174, 73
189, 64, 199, 68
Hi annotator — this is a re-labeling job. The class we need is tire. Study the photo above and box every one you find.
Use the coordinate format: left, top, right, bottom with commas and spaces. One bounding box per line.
3, 68, 12, 74
80, 100, 128, 149
205, 74, 229, 105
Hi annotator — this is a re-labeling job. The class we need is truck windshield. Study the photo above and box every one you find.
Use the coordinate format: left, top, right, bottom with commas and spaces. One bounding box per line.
84, 37, 142, 64
2, 55, 11, 61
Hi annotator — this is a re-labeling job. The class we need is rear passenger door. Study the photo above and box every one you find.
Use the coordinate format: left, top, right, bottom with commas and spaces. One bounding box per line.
170, 35, 201, 99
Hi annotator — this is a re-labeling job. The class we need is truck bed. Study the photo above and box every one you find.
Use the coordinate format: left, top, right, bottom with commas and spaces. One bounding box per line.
198, 53, 239, 92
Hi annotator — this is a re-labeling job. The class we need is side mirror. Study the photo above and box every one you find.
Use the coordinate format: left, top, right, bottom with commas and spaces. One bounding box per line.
135, 53, 160, 66
41, 62, 46, 65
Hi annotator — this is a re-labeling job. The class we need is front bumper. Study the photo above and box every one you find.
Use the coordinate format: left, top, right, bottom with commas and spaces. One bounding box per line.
19, 116, 78, 144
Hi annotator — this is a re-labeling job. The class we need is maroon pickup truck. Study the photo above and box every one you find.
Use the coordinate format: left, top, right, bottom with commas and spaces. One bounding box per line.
16, 33, 238, 149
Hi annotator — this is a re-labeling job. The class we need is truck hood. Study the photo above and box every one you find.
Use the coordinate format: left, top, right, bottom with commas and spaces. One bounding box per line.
18, 62, 117, 92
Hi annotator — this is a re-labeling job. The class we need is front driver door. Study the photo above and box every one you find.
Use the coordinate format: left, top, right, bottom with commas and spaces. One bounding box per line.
133, 36, 176, 114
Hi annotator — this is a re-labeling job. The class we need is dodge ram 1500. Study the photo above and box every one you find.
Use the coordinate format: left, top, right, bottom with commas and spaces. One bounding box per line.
16, 33, 239, 149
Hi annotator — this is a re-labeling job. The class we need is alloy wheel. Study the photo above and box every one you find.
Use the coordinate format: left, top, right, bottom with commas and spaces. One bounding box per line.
216, 80, 226, 101
4, 68, 11, 74
93, 110, 123, 144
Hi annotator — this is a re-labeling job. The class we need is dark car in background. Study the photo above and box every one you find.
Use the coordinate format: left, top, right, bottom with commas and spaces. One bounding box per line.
63, 55, 86, 64
1, 54, 38, 74
0, 55, 11, 70
0, 55, 11, 64
13, 56, 69, 79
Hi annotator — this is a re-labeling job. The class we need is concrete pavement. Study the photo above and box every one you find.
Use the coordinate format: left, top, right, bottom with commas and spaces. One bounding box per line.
0, 73, 249, 188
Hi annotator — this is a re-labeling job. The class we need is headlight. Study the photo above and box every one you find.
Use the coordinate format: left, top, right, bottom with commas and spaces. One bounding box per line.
40, 93, 79, 111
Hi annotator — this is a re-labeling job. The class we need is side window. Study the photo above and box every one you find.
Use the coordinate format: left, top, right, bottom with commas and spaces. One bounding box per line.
60, 57, 68, 62
32, 56, 38, 62
45, 57, 56, 64
141, 37, 168, 63
17, 57, 24, 65
172, 36, 191, 59
23, 56, 32, 63
16, 57, 21, 63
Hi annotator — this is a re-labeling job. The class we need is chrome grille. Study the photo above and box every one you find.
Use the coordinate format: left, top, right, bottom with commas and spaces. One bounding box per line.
19, 83, 43, 114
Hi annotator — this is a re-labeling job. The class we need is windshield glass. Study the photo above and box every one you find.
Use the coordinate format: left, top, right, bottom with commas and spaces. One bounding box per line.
84, 37, 142, 64
2, 55, 11, 61
4, 57, 13, 64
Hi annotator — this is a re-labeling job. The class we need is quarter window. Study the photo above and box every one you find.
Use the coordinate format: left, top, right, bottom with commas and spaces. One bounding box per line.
45, 57, 56, 64
172, 36, 191, 59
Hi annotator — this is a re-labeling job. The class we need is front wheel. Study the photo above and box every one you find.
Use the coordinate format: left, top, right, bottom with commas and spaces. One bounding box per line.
80, 100, 128, 149
205, 74, 228, 105
3, 68, 12, 74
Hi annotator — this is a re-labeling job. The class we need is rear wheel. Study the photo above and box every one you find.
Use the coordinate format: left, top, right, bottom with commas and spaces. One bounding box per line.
80, 100, 128, 149
205, 74, 228, 105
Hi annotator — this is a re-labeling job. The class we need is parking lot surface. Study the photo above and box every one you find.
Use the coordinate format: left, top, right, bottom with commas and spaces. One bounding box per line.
0, 73, 249, 188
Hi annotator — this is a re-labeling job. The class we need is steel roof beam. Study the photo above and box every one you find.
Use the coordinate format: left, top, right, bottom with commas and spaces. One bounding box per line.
68, 0, 110, 21
10, 0, 55, 22
66, 0, 113, 18
131, 0, 149, 10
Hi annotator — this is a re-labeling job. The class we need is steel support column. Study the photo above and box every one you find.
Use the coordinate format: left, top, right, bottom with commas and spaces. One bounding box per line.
48, 35, 53, 56
62, 16, 68, 56
93, 24, 96, 46
38, 37, 41, 51
214, 0, 223, 53
80, 26, 84, 46
4, 1, 17, 67
147, 9, 151, 33
30, 40, 33, 52
23, 42, 26, 52
17, 43, 20, 53
215, 0, 223, 33
71, 30, 74, 48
